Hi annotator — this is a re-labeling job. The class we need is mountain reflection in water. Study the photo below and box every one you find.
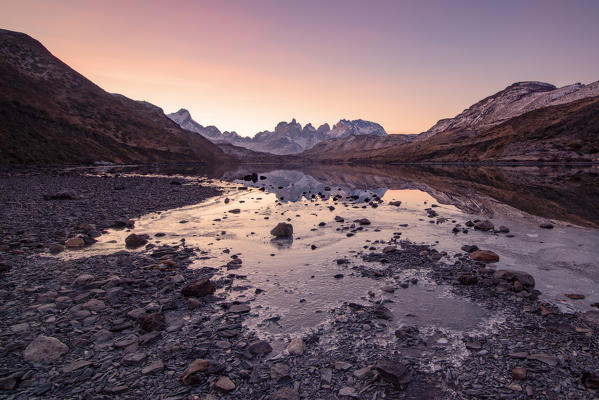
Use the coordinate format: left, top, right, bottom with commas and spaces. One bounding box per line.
217, 164, 599, 229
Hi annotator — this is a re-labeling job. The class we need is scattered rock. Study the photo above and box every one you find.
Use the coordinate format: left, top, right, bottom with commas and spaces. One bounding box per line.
137, 312, 166, 331
287, 338, 306, 355
125, 233, 149, 249
65, 237, 85, 249
512, 367, 527, 380
494, 270, 536, 289
469, 250, 500, 263
374, 359, 411, 386
540, 223, 554, 229
215, 376, 235, 392
181, 278, 215, 297
565, 293, 585, 299
271, 387, 300, 400
270, 222, 293, 238
339, 386, 359, 397
23, 335, 69, 363
248, 340, 272, 355
474, 220, 494, 231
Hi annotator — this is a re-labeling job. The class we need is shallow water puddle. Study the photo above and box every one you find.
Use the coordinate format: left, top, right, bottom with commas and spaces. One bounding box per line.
61, 169, 599, 340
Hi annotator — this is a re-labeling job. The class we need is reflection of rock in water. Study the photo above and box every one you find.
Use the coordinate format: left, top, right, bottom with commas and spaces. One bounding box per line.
229, 164, 599, 228
236, 169, 388, 202
270, 237, 293, 249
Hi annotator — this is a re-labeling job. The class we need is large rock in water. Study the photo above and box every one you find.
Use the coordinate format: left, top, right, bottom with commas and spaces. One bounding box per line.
181, 278, 215, 297
493, 270, 536, 288
469, 250, 499, 263
474, 220, 494, 231
125, 233, 149, 249
270, 223, 293, 238
23, 335, 69, 363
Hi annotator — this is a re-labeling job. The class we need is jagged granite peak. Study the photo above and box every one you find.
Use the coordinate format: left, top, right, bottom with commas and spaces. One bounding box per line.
329, 119, 387, 138
167, 112, 385, 155
420, 80, 599, 139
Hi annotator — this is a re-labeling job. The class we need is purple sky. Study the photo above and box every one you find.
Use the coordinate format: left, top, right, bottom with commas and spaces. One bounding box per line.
2, 0, 598, 136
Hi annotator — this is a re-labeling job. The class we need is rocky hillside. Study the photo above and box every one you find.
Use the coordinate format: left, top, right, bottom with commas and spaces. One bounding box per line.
338, 95, 599, 163
167, 110, 388, 155
419, 80, 599, 140
0, 29, 230, 164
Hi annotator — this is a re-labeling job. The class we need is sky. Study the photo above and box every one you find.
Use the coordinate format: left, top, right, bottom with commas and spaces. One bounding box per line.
2, 0, 599, 137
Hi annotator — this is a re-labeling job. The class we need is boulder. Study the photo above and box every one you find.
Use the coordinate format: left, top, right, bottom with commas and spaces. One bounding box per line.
23, 335, 69, 363
137, 312, 166, 332
469, 250, 499, 263
287, 338, 306, 355
474, 220, 494, 231
215, 376, 235, 392
494, 270, 535, 288
125, 233, 149, 249
374, 359, 411, 386
248, 340, 272, 355
270, 223, 293, 238
181, 278, 215, 297
65, 237, 85, 249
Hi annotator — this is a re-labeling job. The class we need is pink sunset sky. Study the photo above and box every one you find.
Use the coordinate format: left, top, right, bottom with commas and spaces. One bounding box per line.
2, 0, 598, 136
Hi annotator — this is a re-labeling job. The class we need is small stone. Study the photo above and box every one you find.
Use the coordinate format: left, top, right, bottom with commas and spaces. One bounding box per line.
334, 361, 352, 371
215, 376, 235, 393
509, 383, 522, 391
271, 387, 300, 400
565, 293, 585, 300
122, 352, 146, 365
382, 285, 395, 293
248, 340, 272, 355
540, 223, 554, 229
23, 335, 69, 363
270, 363, 291, 381
512, 367, 527, 380
527, 353, 558, 366
62, 359, 92, 373
229, 304, 251, 313
474, 220, 494, 231
181, 278, 215, 297
374, 359, 411, 386
141, 359, 164, 375
181, 359, 211, 385
470, 250, 499, 263
65, 237, 85, 249
73, 274, 95, 287
373, 304, 393, 320
287, 338, 306, 355
82, 298, 106, 311
339, 387, 359, 397
137, 312, 166, 332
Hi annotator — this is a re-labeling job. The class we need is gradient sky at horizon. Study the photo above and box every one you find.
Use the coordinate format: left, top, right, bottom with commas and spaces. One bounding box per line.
2, 0, 599, 136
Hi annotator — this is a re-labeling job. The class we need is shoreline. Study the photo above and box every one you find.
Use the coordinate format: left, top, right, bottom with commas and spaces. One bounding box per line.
0, 170, 598, 399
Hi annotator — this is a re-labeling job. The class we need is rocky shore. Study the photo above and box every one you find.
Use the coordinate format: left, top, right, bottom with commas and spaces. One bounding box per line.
1, 169, 598, 399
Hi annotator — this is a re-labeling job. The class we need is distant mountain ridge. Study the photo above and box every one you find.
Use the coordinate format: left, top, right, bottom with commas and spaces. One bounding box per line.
418, 80, 599, 140
0, 29, 230, 164
167, 110, 387, 155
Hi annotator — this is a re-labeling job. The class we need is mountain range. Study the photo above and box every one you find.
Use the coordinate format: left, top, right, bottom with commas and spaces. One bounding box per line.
0, 29, 230, 164
167, 109, 387, 155
1, 28, 597, 165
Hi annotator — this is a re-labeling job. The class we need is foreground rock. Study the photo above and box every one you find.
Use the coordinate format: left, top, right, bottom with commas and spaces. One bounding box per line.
23, 335, 68, 363
125, 233, 149, 249
469, 249, 499, 263
181, 278, 215, 297
270, 222, 293, 237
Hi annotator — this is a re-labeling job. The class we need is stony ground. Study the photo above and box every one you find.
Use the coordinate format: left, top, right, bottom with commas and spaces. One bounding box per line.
0, 169, 598, 399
